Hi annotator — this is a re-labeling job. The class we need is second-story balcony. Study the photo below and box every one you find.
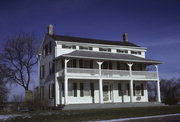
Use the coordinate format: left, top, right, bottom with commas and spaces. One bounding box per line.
58, 68, 158, 80
56, 50, 161, 81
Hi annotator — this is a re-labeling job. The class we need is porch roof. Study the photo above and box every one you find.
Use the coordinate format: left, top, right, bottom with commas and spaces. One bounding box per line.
56, 50, 162, 64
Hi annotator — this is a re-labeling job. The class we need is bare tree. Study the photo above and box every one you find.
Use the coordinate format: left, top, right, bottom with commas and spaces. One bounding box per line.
0, 63, 9, 103
160, 78, 180, 105
1, 33, 38, 92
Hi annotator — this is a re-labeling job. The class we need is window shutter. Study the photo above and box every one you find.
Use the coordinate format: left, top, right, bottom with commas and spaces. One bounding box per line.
90, 83, 94, 97
41, 65, 44, 79
52, 62, 55, 73
141, 84, 144, 96
133, 84, 135, 96
80, 83, 84, 97
73, 83, 77, 97
49, 84, 51, 99
62, 83, 64, 97
49, 62, 51, 75
52, 84, 55, 98
118, 83, 121, 96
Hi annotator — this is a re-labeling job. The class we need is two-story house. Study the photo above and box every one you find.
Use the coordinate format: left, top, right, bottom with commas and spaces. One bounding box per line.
37, 25, 162, 106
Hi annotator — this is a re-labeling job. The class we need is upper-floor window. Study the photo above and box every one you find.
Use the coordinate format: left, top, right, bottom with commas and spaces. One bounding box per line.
79, 46, 92, 50
117, 49, 128, 54
49, 83, 55, 99
102, 61, 112, 69
49, 61, 55, 75
62, 44, 76, 49
43, 42, 52, 57
67, 59, 76, 68
131, 51, 141, 55
99, 48, 111, 52
79, 59, 93, 68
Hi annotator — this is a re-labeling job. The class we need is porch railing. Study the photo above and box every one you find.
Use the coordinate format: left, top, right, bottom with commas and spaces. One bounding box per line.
67, 68, 99, 76
58, 68, 158, 79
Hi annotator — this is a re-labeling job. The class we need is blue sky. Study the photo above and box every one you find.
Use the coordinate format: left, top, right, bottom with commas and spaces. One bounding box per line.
0, 0, 180, 99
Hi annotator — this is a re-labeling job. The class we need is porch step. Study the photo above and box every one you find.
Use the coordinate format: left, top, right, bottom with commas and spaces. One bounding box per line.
62, 102, 166, 110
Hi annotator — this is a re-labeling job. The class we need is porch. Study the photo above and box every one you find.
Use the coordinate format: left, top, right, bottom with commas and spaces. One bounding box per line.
61, 102, 165, 110
54, 50, 161, 106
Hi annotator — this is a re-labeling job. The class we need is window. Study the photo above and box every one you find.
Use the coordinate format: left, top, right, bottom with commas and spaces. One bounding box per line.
131, 51, 141, 55
68, 82, 73, 96
135, 85, 141, 96
49, 61, 55, 75
118, 83, 122, 96
40, 86, 44, 100
62, 44, 76, 49
66, 82, 77, 97
49, 84, 55, 99
79, 46, 92, 50
84, 83, 91, 96
67, 59, 76, 68
99, 48, 111, 52
117, 49, 128, 53
117, 62, 128, 70
40, 65, 45, 79
43, 42, 52, 57
80, 83, 84, 97
134, 84, 144, 96
79, 60, 93, 68
102, 61, 112, 69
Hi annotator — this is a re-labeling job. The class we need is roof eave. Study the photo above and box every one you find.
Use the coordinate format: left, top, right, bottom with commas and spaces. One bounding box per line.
56, 55, 162, 64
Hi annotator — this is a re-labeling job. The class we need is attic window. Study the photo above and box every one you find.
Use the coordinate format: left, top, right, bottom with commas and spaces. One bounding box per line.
79, 46, 92, 50
117, 49, 128, 53
62, 44, 76, 49
99, 48, 111, 52
131, 51, 141, 55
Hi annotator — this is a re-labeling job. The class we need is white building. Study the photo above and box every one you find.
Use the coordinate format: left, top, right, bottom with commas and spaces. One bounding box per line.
38, 25, 162, 106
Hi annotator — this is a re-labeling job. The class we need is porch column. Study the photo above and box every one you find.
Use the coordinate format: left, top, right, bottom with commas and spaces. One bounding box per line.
155, 65, 161, 102
64, 59, 69, 105
97, 61, 103, 104
127, 63, 133, 102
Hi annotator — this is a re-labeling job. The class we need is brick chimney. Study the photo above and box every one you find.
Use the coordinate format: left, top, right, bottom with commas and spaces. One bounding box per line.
48, 24, 53, 35
123, 33, 128, 42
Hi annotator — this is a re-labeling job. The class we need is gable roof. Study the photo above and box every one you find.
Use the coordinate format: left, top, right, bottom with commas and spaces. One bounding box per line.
56, 50, 162, 64
47, 34, 140, 47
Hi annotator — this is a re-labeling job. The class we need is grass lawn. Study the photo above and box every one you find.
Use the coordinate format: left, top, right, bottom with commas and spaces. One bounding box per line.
8, 105, 180, 122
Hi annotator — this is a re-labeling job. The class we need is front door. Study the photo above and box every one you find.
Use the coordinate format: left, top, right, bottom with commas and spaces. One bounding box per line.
103, 82, 112, 102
